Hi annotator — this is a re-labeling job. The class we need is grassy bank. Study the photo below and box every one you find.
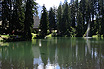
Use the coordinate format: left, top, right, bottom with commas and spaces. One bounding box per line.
92, 35, 103, 39
0, 35, 9, 41
1, 33, 103, 42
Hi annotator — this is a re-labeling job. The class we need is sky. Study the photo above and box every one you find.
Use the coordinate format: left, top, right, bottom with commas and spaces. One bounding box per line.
36, 0, 71, 10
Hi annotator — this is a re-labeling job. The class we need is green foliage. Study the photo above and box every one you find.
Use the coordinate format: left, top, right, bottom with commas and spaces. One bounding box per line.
2, 0, 9, 32
76, 10, 83, 37
24, 0, 35, 40
39, 5, 49, 37
70, 4, 75, 28
2, 0, 104, 39
60, 1, 71, 35
49, 7, 56, 32
57, 3, 62, 33
69, 27, 76, 37
11, 0, 25, 32
1, 0, 38, 40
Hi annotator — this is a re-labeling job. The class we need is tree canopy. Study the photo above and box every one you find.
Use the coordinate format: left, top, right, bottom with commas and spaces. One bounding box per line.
1, 0, 38, 40
1, 0, 104, 39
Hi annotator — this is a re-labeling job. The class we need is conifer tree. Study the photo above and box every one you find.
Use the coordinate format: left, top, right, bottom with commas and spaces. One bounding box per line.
24, 0, 34, 40
49, 7, 56, 33
61, 1, 70, 35
99, 0, 104, 36
80, 0, 86, 35
39, 5, 49, 37
57, 3, 62, 34
76, 10, 83, 37
70, 3, 75, 28
2, 0, 9, 33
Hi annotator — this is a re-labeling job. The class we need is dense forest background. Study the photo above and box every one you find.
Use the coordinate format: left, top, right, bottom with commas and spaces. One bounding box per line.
0, 0, 38, 40
40, 0, 104, 37
1, 0, 104, 40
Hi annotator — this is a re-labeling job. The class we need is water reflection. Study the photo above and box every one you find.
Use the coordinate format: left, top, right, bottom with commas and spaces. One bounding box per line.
0, 38, 104, 69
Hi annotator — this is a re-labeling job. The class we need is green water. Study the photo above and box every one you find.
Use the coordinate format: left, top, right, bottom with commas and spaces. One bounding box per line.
0, 37, 104, 69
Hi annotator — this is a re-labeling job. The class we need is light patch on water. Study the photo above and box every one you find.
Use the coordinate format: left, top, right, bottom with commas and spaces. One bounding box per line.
33, 56, 43, 65
85, 45, 87, 56
39, 40, 42, 47
91, 48, 93, 58
46, 64, 54, 69
94, 48, 98, 58
76, 45, 78, 57
91, 48, 98, 58
45, 63, 60, 69
38, 63, 44, 69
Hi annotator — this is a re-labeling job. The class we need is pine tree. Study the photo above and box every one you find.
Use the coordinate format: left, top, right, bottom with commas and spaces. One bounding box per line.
11, 0, 25, 35
2, 0, 9, 33
49, 7, 56, 33
24, 0, 34, 40
70, 3, 76, 28
57, 3, 62, 34
75, 0, 83, 37
76, 10, 83, 37
61, 1, 70, 35
80, 0, 86, 35
39, 5, 49, 37
8, 0, 13, 34
99, 0, 104, 36
16, 0, 25, 31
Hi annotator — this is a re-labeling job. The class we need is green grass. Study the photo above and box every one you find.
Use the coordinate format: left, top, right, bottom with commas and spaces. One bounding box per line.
0, 35, 9, 41
46, 34, 52, 38
0, 35, 9, 37
92, 35, 98, 38
31, 33, 37, 39
92, 35, 104, 39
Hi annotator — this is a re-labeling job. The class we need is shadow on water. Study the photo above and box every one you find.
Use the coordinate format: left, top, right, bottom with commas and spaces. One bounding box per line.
0, 37, 104, 69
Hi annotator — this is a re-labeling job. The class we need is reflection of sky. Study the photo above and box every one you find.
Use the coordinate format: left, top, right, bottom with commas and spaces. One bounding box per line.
91, 48, 98, 58
39, 39, 42, 47
33, 56, 42, 65
86, 38, 98, 58
32, 38, 104, 69
45, 58, 60, 69
33, 56, 61, 69
33, 55, 44, 69
0, 38, 104, 69
33, 43, 61, 69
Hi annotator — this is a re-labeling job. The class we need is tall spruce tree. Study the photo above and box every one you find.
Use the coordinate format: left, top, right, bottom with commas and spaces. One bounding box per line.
89, 0, 95, 36
2, 0, 9, 33
8, 0, 13, 34
70, 3, 76, 28
95, 0, 101, 35
39, 5, 49, 37
57, 3, 62, 34
61, 1, 70, 36
99, 0, 104, 36
11, 0, 25, 35
11, 4, 18, 32
49, 7, 56, 33
76, 10, 83, 37
24, 0, 34, 40
80, 0, 86, 35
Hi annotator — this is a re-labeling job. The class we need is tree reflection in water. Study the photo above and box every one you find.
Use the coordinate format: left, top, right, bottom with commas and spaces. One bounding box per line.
0, 37, 104, 69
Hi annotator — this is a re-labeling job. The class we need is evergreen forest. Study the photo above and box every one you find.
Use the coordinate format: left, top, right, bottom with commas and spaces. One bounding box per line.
1, 0, 104, 40
40, 0, 104, 38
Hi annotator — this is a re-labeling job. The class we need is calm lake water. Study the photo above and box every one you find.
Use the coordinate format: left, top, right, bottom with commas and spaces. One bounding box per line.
0, 37, 104, 69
